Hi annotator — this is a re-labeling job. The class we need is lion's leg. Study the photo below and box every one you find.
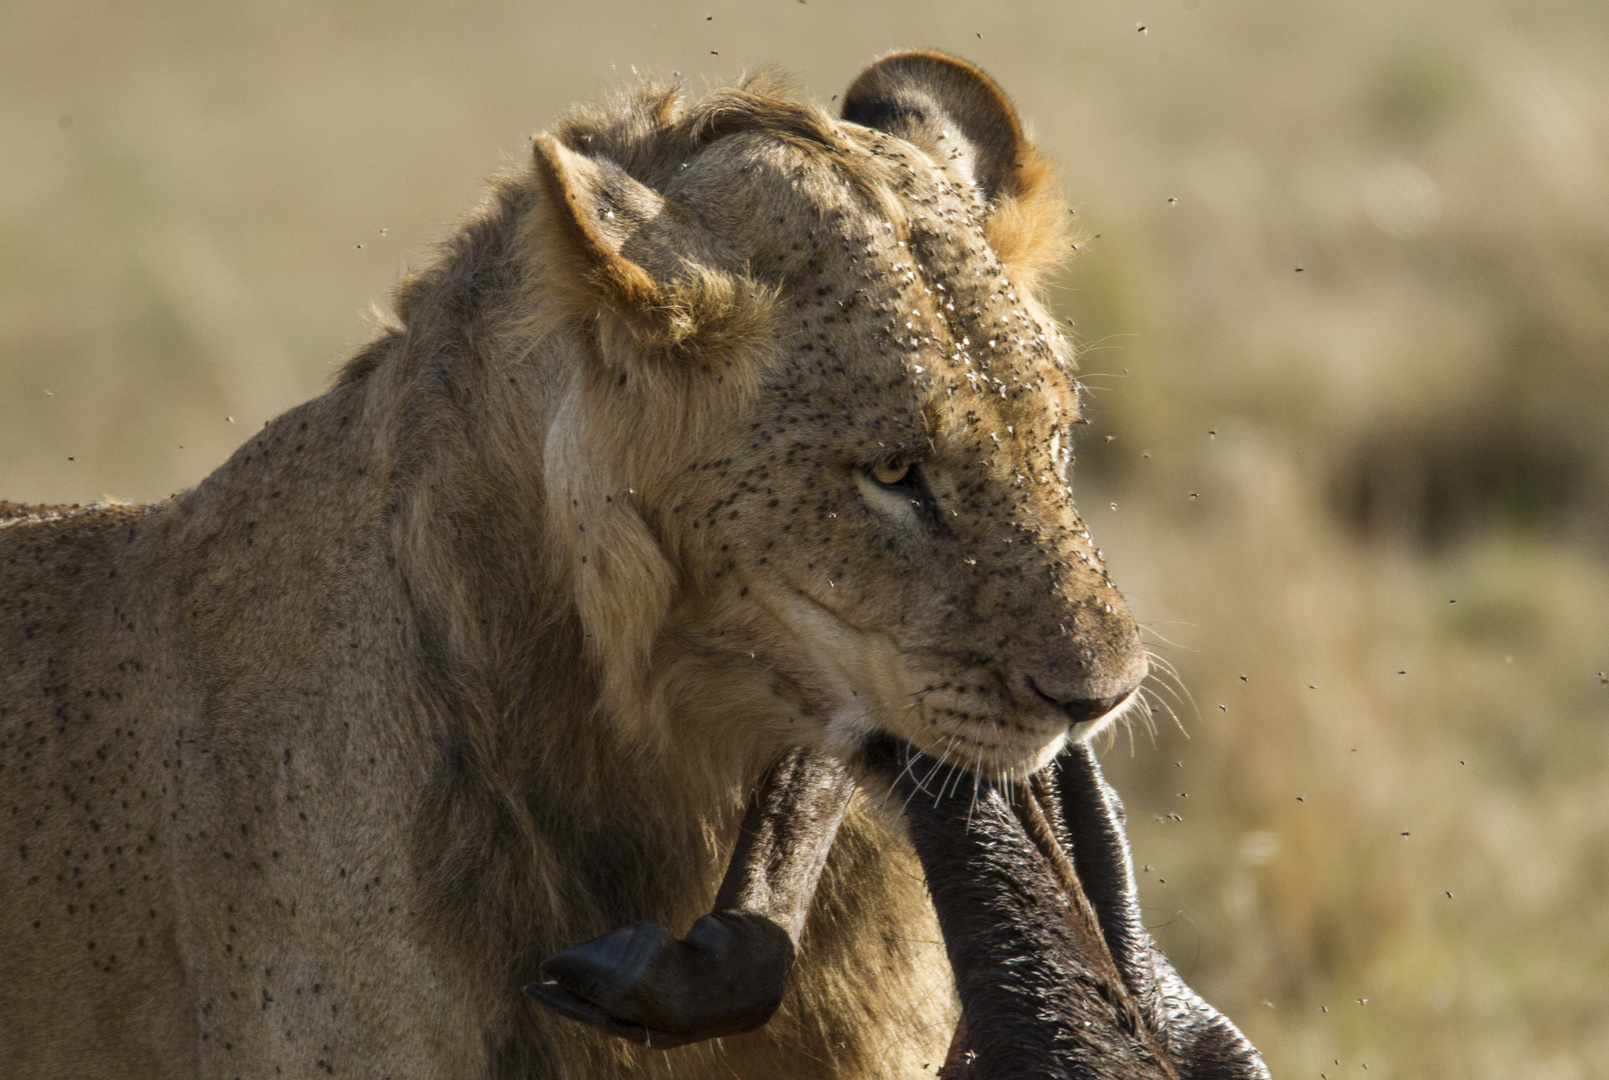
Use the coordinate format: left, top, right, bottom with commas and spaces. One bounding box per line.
526, 747, 855, 1047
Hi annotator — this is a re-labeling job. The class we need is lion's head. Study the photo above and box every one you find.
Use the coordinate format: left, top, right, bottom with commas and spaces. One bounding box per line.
524, 51, 1146, 782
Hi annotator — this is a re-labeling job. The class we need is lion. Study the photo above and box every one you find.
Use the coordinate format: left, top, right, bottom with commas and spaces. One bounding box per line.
1, 53, 1167, 1078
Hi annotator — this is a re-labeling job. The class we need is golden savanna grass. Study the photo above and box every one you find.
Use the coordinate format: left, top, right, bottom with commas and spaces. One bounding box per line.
3, 2, 1606, 1077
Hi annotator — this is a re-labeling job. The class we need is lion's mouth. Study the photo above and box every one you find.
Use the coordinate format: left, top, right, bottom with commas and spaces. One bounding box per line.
829, 681, 1141, 786
740, 577, 1138, 781
1067, 685, 1143, 743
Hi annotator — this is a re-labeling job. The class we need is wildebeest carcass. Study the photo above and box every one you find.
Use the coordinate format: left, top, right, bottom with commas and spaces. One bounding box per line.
529, 739, 1270, 1079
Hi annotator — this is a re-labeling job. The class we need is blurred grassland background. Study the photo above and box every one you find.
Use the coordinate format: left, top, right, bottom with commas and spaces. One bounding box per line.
3, 1, 1607, 1076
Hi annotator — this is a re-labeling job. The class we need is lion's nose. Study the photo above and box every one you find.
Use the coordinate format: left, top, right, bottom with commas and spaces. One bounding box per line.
1026, 677, 1131, 726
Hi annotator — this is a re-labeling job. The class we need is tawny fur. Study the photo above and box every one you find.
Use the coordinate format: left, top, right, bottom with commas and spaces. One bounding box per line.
1, 53, 1144, 1079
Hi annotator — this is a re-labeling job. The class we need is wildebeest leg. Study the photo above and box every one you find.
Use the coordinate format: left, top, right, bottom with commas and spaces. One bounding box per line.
1051, 743, 1271, 1080
932, 744, 1270, 1080
525, 747, 855, 1048
868, 734, 1178, 1080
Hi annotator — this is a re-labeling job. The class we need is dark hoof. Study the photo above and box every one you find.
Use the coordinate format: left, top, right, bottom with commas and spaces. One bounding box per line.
527, 911, 794, 1049
538, 922, 671, 1014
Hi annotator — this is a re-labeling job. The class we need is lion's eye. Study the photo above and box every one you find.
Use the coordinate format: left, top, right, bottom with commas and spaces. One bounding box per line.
871, 461, 911, 487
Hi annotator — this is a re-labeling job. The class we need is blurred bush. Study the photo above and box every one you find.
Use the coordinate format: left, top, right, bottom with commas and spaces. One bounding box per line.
3, 2, 1605, 1076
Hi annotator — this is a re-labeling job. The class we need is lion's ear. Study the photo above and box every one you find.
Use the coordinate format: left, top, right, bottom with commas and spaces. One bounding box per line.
531, 134, 763, 353
841, 50, 1046, 205
842, 52, 1065, 287
532, 134, 690, 311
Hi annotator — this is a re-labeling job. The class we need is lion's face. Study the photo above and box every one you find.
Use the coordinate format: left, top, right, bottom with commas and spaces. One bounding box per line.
681, 142, 1143, 780
534, 55, 1146, 780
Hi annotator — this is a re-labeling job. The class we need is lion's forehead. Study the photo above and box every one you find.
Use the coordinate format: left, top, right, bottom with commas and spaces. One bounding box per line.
677, 127, 1077, 471
757, 209, 1076, 465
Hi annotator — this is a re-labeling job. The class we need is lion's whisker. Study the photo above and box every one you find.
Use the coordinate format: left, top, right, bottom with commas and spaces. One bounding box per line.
1140, 684, 1187, 738
1142, 649, 1200, 720
879, 730, 953, 814
1135, 621, 1197, 654
895, 734, 958, 820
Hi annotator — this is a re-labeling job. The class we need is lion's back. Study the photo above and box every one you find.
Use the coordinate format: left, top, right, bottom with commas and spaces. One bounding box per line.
0, 501, 199, 1076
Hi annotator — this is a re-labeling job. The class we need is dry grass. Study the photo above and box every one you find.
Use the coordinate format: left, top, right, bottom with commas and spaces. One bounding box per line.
3, 1, 1606, 1076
